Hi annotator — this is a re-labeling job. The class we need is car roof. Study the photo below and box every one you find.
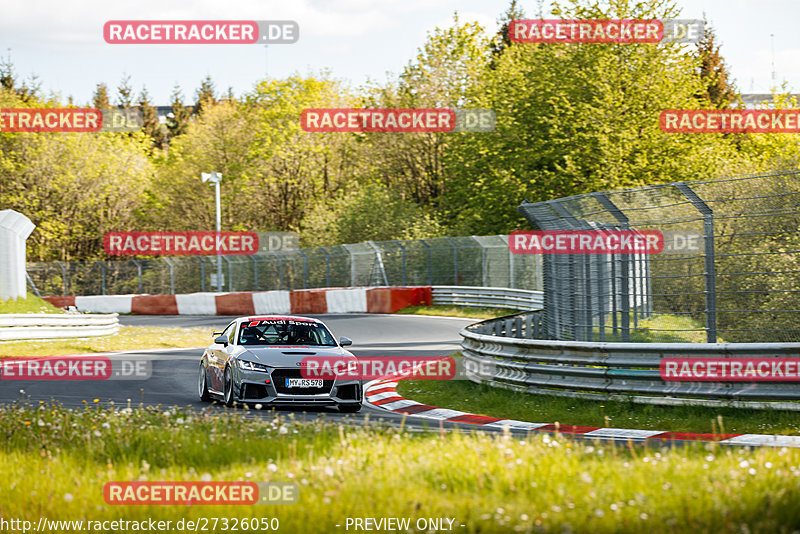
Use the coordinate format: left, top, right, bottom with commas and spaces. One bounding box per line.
241, 315, 321, 323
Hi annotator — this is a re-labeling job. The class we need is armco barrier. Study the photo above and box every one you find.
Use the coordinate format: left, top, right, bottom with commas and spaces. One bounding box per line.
460, 311, 800, 410
44, 286, 434, 316
0, 313, 119, 340
432, 286, 542, 310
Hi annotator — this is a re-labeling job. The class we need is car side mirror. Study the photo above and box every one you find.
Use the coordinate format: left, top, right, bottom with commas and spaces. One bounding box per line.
339, 336, 352, 347
214, 335, 229, 347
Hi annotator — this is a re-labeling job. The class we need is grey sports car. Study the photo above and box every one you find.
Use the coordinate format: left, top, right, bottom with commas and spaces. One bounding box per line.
197, 315, 362, 412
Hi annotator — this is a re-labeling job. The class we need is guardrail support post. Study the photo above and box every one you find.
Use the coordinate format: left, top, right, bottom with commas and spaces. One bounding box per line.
675, 182, 717, 343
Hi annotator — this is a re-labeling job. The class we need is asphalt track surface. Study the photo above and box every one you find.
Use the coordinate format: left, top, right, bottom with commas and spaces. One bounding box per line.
0, 314, 500, 434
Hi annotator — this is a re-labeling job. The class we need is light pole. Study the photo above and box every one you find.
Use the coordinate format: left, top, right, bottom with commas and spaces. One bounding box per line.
201, 172, 223, 292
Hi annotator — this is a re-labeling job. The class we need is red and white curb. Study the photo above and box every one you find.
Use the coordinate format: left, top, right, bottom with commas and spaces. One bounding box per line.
44, 286, 432, 316
364, 378, 800, 448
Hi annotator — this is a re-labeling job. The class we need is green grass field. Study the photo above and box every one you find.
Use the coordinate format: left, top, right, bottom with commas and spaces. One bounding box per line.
0, 326, 211, 358
2, 400, 800, 533
0, 293, 63, 314
397, 305, 519, 319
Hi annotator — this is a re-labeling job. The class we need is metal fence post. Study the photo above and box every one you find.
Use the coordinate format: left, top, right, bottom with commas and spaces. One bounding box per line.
94, 261, 106, 295
591, 193, 633, 342
162, 258, 175, 294
445, 237, 459, 285
347, 247, 356, 287
131, 259, 143, 294
394, 240, 407, 286
675, 182, 717, 343
250, 255, 259, 290
319, 247, 331, 287
272, 251, 283, 290
194, 258, 205, 292
503, 235, 515, 288
298, 250, 308, 289
55, 261, 68, 296
420, 239, 432, 285
222, 256, 233, 292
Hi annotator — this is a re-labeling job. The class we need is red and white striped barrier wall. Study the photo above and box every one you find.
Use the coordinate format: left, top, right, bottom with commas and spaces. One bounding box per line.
44, 286, 432, 316
364, 378, 800, 447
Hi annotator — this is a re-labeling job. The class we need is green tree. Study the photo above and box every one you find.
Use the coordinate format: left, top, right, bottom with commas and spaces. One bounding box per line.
441, 0, 741, 234
166, 84, 191, 141
138, 86, 166, 151
92, 83, 110, 109
695, 20, 737, 109
362, 15, 490, 206
301, 183, 443, 246
489, 0, 525, 68
194, 75, 216, 116
116, 74, 134, 108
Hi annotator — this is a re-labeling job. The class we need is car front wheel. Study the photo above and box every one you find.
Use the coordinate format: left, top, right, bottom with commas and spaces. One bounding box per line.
198, 363, 211, 402
223, 366, 234, 407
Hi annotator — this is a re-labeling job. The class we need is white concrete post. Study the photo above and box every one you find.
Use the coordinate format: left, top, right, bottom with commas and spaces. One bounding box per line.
0, 210, 36, 300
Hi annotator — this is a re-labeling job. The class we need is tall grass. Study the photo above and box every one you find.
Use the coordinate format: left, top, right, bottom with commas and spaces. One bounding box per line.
2, 399, 800, 533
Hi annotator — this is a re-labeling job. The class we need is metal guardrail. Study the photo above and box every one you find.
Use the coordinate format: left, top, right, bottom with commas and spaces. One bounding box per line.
0, 314, 119, 340
432, 286, 543, 310
460, 312, 800, 410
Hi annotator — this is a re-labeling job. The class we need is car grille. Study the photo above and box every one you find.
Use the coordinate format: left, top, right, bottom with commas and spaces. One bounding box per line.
336, 384, 360, 400
271, 368, 333, 395
242, 383, 268, 399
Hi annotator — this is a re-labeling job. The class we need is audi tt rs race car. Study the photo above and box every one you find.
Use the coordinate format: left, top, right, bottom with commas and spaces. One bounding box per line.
197, 315, 362, 412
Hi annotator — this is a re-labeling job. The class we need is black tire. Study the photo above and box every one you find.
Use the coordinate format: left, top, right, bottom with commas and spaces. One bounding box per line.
339, 403, 362, 413
223, 366, 234, 407
198, 363, 211, 402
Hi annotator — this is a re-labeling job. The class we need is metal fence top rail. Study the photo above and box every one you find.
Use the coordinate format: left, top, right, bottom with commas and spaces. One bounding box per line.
520, 169, 800, 208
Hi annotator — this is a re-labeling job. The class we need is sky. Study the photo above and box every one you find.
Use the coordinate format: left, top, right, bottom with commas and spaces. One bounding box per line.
1, 0, 798, 105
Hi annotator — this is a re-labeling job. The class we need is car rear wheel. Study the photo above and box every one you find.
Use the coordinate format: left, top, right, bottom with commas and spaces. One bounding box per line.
339, 403, 362, 413
198, 363, 211, 402
223, 366, 234, 407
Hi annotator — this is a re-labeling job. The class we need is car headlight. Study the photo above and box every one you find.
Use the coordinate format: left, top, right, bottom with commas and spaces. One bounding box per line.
237, 360, 269, 372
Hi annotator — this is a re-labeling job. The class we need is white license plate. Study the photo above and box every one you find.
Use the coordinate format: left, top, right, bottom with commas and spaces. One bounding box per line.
285, 378, 323, 388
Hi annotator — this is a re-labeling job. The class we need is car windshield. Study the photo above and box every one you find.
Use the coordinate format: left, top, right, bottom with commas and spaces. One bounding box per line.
237, 319, 337, 347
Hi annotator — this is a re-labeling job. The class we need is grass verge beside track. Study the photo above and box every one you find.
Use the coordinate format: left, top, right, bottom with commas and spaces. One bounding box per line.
0, 293, 63, 314
0, 326, 209, 358
2, 400, 800, 533
397, 368, 800, 436
397, 305, 518, 319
